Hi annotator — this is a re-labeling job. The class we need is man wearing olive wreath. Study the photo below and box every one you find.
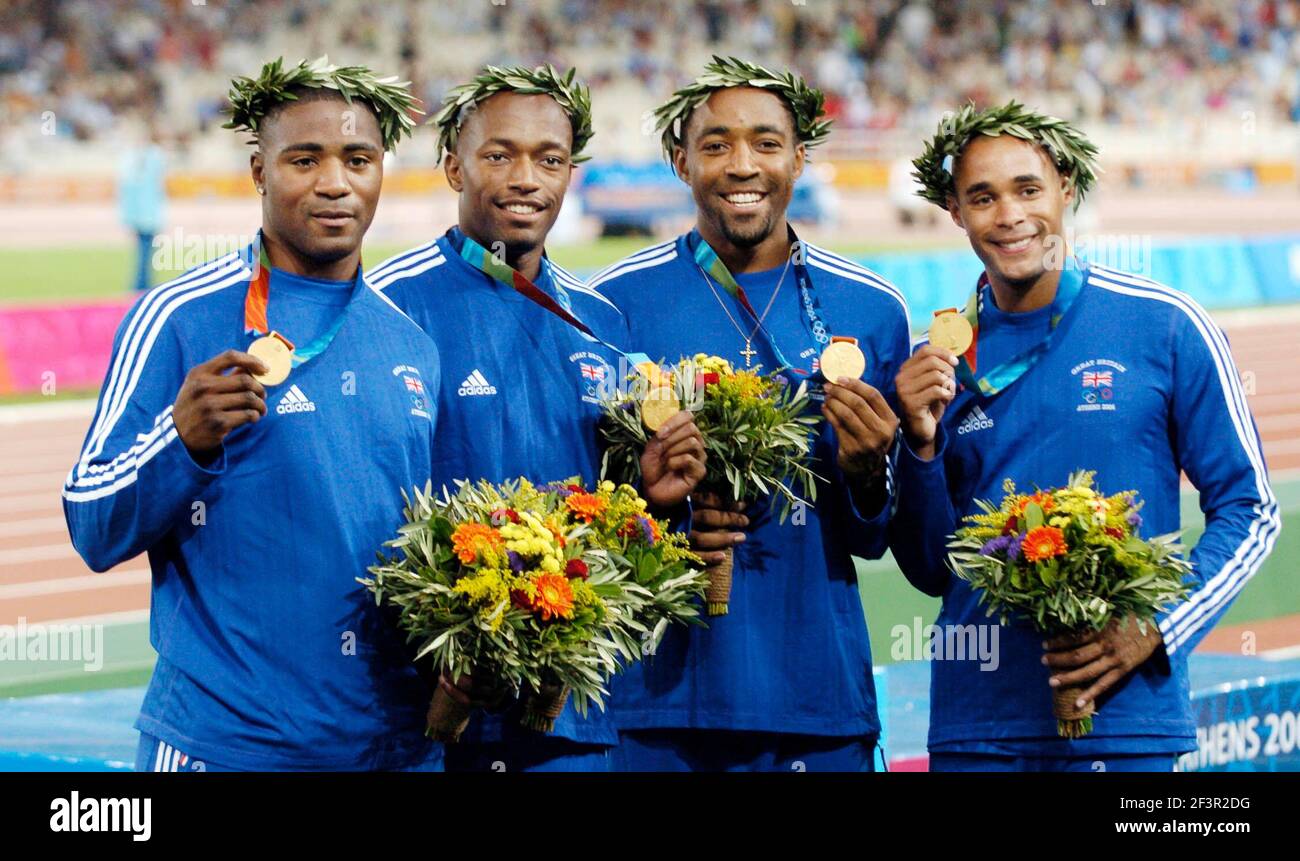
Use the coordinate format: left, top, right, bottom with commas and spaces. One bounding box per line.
64, 58, 448, 771
368, 65, 707, 772
890, 101, 1277, 771
589, 57, 912, 771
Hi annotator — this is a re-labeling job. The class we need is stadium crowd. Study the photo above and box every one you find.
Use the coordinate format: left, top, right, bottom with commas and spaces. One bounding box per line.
0, 0, 1297, 162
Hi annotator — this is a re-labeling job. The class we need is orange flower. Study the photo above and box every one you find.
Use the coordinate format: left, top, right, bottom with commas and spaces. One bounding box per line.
565, 492, 607, 522
1018, 491, 1056, 514
529, 573, 575, 621
451, 522, 503, 565
1022, 526, 1068, 563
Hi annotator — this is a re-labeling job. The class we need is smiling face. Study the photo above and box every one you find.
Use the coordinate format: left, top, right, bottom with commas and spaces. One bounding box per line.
675, 86, 805, 253
251, 90, 384, 276
947, 134, 1073, 291
445, 91, 575, 265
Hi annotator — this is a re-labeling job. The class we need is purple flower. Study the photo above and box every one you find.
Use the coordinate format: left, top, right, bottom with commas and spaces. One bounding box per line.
542, 481, 576, 497
979, 535, 1013, 557
507, 551, 525, 574
1007, 536, 1023, 561
638, 516, 657, 546
1126, 511, 1142, 530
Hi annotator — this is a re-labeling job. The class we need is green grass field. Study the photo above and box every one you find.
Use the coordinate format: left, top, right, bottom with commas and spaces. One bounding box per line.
2, 239, 1295, 696
4, 478, 1297, 697
0, 238, 959, 306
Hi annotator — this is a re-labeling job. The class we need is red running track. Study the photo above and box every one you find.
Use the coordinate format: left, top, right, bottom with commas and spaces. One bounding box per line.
1, 313, 1297, 640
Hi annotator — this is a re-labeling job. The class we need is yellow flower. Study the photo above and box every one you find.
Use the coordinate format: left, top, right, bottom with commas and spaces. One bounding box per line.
452, 570, 511, 630
693, 353, 734, 376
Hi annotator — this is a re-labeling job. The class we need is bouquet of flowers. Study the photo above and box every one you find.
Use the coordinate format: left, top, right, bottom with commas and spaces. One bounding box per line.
363, 477, 707, 740
599, 354, 822, 615
947, 471, 1192, 737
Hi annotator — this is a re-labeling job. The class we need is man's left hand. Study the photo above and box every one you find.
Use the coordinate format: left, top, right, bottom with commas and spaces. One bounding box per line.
1042, 615, 1164, 711
640, 410, 707, 509
821, 377, 900, 484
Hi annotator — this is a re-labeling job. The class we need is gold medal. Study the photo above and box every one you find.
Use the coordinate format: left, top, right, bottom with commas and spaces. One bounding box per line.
248, 332, 294, 386
820, 338, 866, 382
641, 386, 680, 432
929, 309, 974, 355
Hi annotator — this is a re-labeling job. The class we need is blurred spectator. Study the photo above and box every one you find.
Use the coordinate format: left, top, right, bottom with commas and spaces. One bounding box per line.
117, 123, 166, 291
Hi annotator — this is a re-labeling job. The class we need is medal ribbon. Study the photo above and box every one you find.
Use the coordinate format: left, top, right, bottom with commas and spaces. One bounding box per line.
954, 262, 1086, 398
243, 232, 361, 367
452, 230, 652, 369
689, 226, 829, 378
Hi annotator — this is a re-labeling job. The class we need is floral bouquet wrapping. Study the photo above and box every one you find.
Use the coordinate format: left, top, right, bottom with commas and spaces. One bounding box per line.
947, 471, 1192, 738
363, 477, 707, 740
599, 354, 822, 615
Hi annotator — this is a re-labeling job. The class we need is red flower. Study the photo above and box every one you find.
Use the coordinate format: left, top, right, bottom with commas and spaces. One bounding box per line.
703, 372, 720, 385
505, 509, 521, 524
1003, 515, 1019, 536
1105, 526, 1125, 540
565, 558, 589, 580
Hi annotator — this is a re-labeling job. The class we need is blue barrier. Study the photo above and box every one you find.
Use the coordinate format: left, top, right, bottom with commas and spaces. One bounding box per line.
0, 688, 141, 771
5, 657, 1300, 770
579, 161, 828, 231
1177, 672, 1300, 772
847, 234, 1300, 320
568, 233, 1300, 317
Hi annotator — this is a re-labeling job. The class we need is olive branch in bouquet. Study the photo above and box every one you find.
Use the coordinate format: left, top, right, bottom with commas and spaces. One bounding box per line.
599, 356, 824, 523
946, 471, 1192, 636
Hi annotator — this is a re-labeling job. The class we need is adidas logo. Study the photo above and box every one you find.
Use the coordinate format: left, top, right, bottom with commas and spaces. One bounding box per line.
457, 370, 497, 397
276, 384, 317, 415
957, 405, 994, 435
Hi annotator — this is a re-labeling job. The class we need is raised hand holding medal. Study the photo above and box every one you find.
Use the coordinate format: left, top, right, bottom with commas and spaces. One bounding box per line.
691, 226, 896, 494
172, 349, 270, 460
821, 338, 899, 487
452, 229, 706, 510
891, 306, 979, 463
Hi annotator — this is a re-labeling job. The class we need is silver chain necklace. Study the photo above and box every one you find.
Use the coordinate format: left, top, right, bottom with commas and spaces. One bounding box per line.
696, 250, 794, 368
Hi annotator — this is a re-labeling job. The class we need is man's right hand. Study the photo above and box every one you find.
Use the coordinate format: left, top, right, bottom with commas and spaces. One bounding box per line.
895, 345, 959, 461
438, 672, 513, 712
689, 490, 749, 567
172, 350, 269, 459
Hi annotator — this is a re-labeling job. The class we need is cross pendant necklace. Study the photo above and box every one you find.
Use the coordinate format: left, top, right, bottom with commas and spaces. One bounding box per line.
697, 251, 793, 369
